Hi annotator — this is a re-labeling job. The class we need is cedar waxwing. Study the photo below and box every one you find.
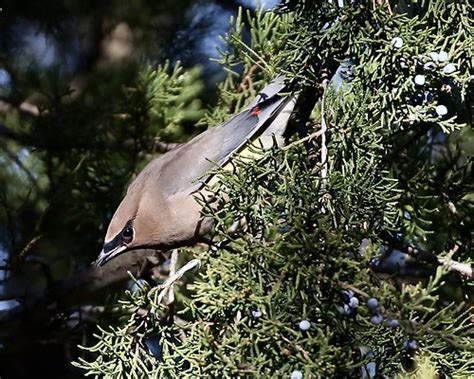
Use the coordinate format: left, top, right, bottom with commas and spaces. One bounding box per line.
94, 76, 298, 266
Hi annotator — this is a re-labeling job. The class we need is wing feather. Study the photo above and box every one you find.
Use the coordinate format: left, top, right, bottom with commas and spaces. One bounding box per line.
131, 77, 294, 196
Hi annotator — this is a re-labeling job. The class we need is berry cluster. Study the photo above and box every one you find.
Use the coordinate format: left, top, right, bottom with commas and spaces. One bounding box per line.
337, 290, 359, 315
391, 37, 462, 129
411, 50, 456, 118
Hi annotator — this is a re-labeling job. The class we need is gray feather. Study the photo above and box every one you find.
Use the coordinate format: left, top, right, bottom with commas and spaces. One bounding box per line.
128, 77, 294, 197
246, 75, 287, 108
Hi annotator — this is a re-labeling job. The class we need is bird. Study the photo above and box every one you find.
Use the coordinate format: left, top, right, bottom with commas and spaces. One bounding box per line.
94, 76, 299, 266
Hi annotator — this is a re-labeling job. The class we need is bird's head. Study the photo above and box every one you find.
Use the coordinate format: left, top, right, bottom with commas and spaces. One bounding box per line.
93, 150, 211, 267
94, 220, 136, 267
94, 187, 165, 266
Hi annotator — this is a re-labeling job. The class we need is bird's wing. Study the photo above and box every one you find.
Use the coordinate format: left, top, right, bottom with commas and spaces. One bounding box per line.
246, 75, 288, 108
137, 77, 294, 197
216, 92, 292, 169
214, 75, 291, 169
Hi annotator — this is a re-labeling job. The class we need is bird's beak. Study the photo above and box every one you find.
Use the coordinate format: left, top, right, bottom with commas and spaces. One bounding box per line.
93, 245, 128, 267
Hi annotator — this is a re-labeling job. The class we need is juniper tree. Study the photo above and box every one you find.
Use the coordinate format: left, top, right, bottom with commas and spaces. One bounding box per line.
74, 1, 472, 378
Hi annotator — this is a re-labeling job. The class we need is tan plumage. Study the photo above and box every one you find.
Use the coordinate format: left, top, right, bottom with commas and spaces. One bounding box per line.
94, 77, 298, 266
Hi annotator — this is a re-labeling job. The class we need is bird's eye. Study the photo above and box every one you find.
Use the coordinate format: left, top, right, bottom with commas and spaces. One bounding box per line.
122, 226, 134, 240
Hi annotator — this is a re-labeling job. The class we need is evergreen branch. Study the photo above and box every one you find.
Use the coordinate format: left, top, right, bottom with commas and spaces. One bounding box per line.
229, 35, 274, 75
73, 2, 473, 377
382, 232, 473, 279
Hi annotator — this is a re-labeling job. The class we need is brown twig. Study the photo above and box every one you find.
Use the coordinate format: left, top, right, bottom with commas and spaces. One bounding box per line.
18, 235, 43, 259
236, 64, 258, 94
429, 180, 458, 216
372, 0, 393, 15
282, 126, 323, 151
228, 64, 259, 114
338, 281, 370, 299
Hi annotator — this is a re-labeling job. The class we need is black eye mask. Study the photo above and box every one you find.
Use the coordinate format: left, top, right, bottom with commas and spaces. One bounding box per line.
102, 222, 134, 254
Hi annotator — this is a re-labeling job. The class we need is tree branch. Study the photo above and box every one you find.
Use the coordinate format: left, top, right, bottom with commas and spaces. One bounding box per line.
382, 232, 473, 279
0, 249, 164, 323
282, 125, 323, 151
0, 98, 40, 117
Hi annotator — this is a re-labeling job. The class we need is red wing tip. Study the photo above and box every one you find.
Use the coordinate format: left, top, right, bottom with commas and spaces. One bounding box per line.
251, 106, 262, 117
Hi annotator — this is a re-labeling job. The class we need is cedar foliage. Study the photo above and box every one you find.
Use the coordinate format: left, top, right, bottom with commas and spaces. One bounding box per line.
73, 1, 472, 378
